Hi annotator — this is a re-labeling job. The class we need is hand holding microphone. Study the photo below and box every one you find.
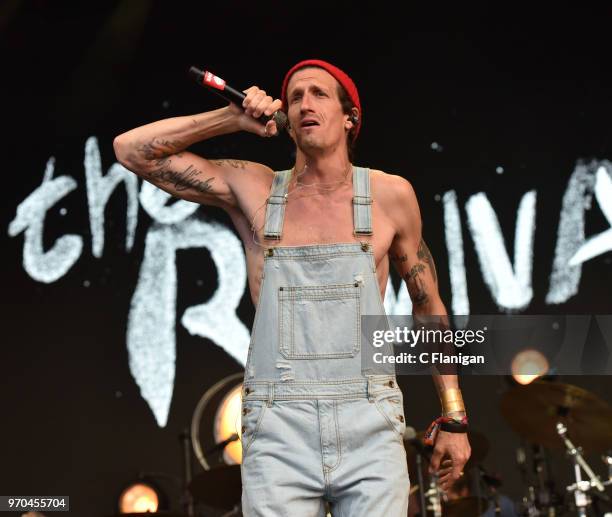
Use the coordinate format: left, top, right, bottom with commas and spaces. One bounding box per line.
189, 67, 288, 138
237, 85, 285, 137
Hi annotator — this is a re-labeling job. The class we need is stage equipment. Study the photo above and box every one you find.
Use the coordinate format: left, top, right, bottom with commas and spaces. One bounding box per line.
117, 480, 162, 513
442, 496, 490, 516
501, 381, 612, 452
502, 380, 612, 516
191, 373, 244, 470
189, 373, 244, 513
511, 349, 549, 385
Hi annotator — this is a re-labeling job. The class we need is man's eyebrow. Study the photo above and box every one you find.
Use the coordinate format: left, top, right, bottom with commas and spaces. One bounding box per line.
290, 84, 330, 98
310, 84, 328, 93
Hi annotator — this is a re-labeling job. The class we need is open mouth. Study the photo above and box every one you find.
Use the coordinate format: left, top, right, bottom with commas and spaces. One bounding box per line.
300, 120, 320, 128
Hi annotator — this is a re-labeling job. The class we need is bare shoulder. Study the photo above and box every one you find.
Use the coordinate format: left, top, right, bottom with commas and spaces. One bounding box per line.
223, 160, 277, 204
369, 168, 419, 211
207, 157, 275, 212
211, 158, 274, 178
369, 168, 421, 238
213, 158, 275, 187
221, 159, 276, 220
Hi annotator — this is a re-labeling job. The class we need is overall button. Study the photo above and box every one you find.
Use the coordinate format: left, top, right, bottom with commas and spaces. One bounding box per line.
240, 400, 268, 459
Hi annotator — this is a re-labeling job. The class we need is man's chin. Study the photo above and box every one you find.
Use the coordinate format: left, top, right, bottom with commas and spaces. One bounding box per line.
297, 135, 323, 151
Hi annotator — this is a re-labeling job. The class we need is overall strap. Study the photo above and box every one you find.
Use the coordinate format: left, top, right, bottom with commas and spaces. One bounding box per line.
353, 166, 373, 235
263, 169, 292, 240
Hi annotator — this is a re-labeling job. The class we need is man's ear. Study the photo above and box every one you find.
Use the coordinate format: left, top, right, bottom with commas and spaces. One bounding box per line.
346, 107, 360, 129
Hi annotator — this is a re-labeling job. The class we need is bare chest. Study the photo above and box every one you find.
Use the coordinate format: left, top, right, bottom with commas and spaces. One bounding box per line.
231, 185, 396, 304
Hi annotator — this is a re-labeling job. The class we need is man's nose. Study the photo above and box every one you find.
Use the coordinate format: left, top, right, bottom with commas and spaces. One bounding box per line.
299, 93, 314, 113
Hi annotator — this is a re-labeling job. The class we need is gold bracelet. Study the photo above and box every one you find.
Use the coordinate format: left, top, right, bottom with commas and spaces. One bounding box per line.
443, 400, 466, 414
439, 388, 465, 414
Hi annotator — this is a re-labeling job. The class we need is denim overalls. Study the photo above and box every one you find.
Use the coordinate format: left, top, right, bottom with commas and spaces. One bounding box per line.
240, 167, 409, 516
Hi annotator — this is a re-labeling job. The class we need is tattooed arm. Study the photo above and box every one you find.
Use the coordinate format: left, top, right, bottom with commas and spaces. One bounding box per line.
386, 176, 445, 317
113, 87, 282, 208
386, 175, 470, 488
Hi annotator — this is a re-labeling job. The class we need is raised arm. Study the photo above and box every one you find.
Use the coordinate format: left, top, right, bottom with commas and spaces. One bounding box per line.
113, 87, 282, 209
385, 175, 470, 490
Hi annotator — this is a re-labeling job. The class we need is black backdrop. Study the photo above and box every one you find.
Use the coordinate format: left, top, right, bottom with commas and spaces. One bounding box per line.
3, 4, 612, 516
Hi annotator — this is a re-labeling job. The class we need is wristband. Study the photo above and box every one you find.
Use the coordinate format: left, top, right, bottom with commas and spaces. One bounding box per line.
440, 418, 469, 433
423, 415, 469, 446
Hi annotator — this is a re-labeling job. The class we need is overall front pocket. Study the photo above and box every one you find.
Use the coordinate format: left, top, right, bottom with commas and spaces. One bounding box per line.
278, 283, 361, 359
373, 389, 407, 439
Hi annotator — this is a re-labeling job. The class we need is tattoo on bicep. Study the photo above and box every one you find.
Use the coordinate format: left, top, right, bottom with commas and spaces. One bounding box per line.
148, 160, 215, 194
417, 238, 438, 284
404, 263, 429, 306
138, 138, 184, 161
212, 159, 248, 169
389, 253, 408, 263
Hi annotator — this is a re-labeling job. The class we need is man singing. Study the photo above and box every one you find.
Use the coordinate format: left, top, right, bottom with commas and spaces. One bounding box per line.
114, 59, 470, 516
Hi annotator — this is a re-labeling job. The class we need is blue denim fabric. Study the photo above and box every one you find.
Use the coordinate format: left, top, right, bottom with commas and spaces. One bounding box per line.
241, 169, 409, 516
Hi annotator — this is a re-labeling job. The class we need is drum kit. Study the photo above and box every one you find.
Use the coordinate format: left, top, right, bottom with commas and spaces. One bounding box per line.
499, 381, 612, 516
405, 381, 612, 516
106, 380, 612, 516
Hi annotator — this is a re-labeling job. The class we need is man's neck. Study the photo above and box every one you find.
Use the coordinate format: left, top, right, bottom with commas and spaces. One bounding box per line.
293, 149, 352, 184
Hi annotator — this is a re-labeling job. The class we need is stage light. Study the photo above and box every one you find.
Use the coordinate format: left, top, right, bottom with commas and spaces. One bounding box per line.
118, 481, 160, 513
214, 383, 243, 465
511, 349, 549, 385
191, 372, 244, 471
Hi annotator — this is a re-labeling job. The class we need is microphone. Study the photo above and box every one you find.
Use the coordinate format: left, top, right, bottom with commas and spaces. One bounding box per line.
404, 426, 433, 460
189, 66, 288, 132
203, 433, 239, 458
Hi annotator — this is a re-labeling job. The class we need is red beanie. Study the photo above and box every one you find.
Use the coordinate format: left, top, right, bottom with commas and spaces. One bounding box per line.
281, 59, 362, 140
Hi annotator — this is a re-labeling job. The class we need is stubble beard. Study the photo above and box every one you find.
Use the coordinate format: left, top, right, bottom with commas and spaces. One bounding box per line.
297, 132, 324, 154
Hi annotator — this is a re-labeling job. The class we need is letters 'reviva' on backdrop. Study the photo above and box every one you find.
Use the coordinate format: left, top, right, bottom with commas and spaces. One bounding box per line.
8, 137, 612, 426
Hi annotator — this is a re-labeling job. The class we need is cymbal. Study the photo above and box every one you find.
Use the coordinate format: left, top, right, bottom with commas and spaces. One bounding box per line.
442, 496, 489, 516
189, 464, 242, 509
405, 429, 489, 470
500, 381, 612, 452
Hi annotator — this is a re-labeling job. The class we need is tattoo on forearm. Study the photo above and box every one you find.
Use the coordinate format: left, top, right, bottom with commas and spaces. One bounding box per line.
148, 161, 215, 194
212, 159, 248, 169
417, 238, 438, 284
138, 138, 184, 161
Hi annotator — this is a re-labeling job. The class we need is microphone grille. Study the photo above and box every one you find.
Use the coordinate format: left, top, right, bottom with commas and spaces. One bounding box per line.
404, 426, 417, 441
273, 110, 289, 132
